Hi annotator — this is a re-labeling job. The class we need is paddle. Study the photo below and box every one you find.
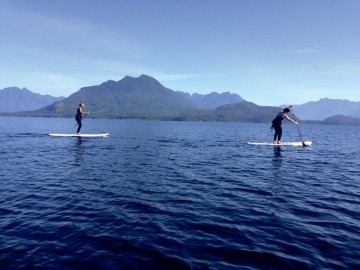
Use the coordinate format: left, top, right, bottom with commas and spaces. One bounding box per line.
290, 106, 307, 147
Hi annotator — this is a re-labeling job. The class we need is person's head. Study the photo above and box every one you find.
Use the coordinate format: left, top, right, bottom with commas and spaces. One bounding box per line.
283, 108, 291, 114
79, 103, 85, 108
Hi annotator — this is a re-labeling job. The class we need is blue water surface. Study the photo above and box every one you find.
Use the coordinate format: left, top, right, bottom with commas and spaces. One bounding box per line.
0, 117, 359, 269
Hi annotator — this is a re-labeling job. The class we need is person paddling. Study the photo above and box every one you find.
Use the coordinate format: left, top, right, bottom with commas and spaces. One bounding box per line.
75, 103, 89, 135
271, 106, 298, 144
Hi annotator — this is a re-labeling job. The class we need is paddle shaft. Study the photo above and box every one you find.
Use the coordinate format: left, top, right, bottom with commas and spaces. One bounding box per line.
290, 108, 306, 146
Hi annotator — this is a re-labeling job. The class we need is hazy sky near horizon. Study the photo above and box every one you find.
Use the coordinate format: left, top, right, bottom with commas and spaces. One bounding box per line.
0, 0, 359, 105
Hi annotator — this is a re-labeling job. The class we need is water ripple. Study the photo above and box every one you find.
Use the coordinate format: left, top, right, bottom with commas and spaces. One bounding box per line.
0, 119, 359, 269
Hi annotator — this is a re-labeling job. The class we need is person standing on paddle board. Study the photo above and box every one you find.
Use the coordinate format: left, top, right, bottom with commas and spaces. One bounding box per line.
75, 103, 89, 135
271, 107, 298, 144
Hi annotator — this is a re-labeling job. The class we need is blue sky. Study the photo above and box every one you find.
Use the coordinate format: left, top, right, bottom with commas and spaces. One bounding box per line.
0, 0, 359, 105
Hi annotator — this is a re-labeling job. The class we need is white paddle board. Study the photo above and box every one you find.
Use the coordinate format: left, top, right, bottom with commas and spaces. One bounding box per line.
49, 133, 109, 137
247, 141, 312, 146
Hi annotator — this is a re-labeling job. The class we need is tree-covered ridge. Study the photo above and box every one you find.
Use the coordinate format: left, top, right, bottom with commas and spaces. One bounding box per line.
34, 75, 197, 118
5, 74, 360, 125
20, 75, 279, 122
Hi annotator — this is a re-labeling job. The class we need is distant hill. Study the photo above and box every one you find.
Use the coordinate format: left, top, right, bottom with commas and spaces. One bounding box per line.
321, 115, 360, 125
15, 75, 280, 122
349, 109, 360, 118
212, 101, 280, 122
293, 98, 360, 120
0, 87, 64, 112
28, 75, 198, 119
177, 91, 244, 109
172, 101, 280, 122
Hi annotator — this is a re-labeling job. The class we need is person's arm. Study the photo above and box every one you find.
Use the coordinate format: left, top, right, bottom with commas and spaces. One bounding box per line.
284, 114, 298, 124
79, 107, 88, 115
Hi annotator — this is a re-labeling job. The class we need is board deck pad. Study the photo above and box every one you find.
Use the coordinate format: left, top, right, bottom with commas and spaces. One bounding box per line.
247, 141, 312, 146
49, 133, 109, 137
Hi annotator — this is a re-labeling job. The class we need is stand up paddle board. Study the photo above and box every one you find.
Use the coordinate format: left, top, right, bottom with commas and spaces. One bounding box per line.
247, 141, 312, 146
49, 133, 109, 137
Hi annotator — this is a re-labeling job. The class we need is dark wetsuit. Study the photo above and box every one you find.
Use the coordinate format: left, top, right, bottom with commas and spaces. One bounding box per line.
271, 112, 285, 142
75, 107, 83, 133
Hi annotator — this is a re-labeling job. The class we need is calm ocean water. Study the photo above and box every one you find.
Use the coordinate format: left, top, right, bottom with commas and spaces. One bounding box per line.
0, 116, 359, 270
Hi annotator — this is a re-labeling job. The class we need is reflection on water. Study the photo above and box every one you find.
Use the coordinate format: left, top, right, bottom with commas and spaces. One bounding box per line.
273, 145, 282, 158
74, 137, 85, 165
272, 146, 283, 167
271, 146, 283, 182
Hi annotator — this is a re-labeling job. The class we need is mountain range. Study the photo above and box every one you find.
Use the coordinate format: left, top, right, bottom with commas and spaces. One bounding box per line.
32, 75, 197, 118
291, 98, 360, 120
6, 75, 279, 122
2, 75, 360, 125
0, 87, 64, 112
177, 91, 244, 109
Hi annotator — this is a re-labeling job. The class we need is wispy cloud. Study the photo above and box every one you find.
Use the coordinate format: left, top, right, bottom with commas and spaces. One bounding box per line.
21, 72, 84, 97
1, 6, 148, 59
316, 64, 360, 74
279, 49, 325, 55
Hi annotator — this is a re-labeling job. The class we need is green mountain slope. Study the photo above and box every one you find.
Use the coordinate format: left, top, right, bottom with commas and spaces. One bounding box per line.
212, 101, 281, 122
32, 75, 197, 119
11, 75, 283, 123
